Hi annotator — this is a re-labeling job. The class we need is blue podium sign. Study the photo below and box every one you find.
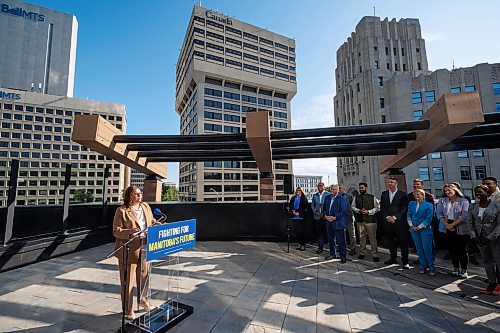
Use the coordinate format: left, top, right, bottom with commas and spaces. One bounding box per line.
146, 219, 196, 261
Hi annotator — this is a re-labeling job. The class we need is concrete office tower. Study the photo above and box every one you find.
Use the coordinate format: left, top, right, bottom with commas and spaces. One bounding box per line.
294, 175, 322, 201
334, 16, 500, 197
0, 0, 77, 97
0, 87, 126, 206
176, 6, 297, 202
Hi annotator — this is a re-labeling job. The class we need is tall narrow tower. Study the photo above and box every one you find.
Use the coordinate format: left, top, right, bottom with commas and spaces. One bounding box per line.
334, 17, 428, 195
176, 6, 297, 201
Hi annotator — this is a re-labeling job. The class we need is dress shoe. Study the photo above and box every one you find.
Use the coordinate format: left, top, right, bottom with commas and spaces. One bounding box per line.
315, 249, 323, 254
357, 254, 365, 260
479, 283, 498, 295
373, 257, 380, 262
349, 249, 356, 256
384, 258, 398, 265
138, 299, 154, 312
340, 258, 347, 264
325, 255, 336, 260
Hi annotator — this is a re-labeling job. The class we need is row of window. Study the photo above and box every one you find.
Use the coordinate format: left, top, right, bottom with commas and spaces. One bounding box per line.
203, 185, 259, 192
202, 161, 289, 170
418, 165, 487, 182
193, 17, 295, 53
419, 150, 484, 159
0, 104, 123, 121
195, 51, 296, 82
204, 88, 288, 108
204, 172, 259, 180
204, 98, 286, 110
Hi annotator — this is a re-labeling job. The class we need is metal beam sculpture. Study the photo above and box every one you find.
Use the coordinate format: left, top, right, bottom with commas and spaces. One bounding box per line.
72, 91, 496, 201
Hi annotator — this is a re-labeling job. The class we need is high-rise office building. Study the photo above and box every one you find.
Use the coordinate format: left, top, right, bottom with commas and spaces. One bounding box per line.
0, 87, 126, 206
294, 175, 322, 201
0, 1, 128, 206
334, 16, 500, 197
0, 0, 78, 97
176, 6, 297, 201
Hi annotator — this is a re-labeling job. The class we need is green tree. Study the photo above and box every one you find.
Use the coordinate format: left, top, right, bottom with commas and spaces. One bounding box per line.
161, 185, 179, 201
73, 189, 94, 203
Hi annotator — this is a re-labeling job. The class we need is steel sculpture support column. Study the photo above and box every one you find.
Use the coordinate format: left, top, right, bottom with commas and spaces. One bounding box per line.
246, 111, 274, 201
4, 159, 19, 246
379, 91, 484, 173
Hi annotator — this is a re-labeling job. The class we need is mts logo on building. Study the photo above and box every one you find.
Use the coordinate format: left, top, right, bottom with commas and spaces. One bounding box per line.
1, 3, 45, 22
0, 91, 21, 100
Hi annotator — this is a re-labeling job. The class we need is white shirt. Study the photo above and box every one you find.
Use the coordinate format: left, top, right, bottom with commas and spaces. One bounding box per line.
447, 201, 454, 220
389, 190, 397, 204
478, 207, 486, 219
133, 206, 147, 237
415, 202, 420, 212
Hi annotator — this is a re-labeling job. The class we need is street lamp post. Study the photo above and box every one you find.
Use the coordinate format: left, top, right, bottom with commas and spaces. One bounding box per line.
209, 188, 219, 202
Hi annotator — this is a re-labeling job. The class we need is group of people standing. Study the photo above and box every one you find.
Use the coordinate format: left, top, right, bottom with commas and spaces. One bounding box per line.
289, 176, 500, 296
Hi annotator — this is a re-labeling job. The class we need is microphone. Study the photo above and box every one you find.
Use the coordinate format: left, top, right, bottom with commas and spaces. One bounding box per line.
153, 208, 167, 223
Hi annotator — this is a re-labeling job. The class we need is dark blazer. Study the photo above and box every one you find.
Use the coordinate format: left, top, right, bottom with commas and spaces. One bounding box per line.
322, 194, 348, 229
466, 201, 500, 241
289, 194, 309, 218
380, 189, 408, 223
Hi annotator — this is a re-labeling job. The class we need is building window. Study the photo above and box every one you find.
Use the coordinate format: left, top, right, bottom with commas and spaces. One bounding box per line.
472, 149, 484, 157
464, 85, 476, 92
425, 90, 435, 102
460, 166, 471, 180
375, 61, 379, 69
378, 76, 383, 86
417, 62, 422, 70
431, 152, 441, 159
380, 98, 385, 109
475, 166, 486, 180
496, 102, 500, 113
413, 110, 423, 120
450, 87, 461, 94
494, 82, 500, 95
412, 92, 422, 104
433, 167, 444, 181
419, 167, 430, 181
457, 151, 468, 158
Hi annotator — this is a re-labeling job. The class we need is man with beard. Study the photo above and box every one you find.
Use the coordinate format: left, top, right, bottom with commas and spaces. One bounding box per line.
352, 182, 380, 262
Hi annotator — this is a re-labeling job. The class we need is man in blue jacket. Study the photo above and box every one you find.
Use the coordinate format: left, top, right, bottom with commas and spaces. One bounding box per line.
323, 184, 348, 263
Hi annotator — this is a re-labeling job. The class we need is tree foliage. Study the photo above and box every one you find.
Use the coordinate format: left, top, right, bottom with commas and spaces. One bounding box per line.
161, 185, 179, 201
73, 189, 94, 203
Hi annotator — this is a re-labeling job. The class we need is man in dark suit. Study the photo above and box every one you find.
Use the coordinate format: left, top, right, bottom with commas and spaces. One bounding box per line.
380, 177, 410, 269
323, 184, 348, 263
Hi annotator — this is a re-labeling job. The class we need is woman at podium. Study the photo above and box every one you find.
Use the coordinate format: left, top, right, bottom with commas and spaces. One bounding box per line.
113, 185, 155, 320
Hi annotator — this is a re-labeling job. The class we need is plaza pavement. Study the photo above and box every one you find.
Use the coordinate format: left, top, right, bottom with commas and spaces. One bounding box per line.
0, 241, 499, 333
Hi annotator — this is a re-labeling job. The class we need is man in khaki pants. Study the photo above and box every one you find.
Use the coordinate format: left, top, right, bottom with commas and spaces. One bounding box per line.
352, 182, 380, 262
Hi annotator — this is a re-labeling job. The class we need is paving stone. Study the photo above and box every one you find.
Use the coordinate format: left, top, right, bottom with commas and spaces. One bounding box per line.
0, 241, 498, 333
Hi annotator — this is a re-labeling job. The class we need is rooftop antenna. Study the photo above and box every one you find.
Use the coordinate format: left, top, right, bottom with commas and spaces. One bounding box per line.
452, 60, 455, 70
373, 6, 376, 16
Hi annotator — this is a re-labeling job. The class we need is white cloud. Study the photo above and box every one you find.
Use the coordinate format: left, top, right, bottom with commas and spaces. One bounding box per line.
290, 93, 338, 184
291, 93, 335, 129
422, 32, 444, 43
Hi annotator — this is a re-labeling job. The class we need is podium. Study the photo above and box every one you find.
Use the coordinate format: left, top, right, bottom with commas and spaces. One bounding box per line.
121, 219, 196, 333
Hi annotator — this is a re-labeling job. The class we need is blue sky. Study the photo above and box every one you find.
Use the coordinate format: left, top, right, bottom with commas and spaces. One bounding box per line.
27, 0, 500, 185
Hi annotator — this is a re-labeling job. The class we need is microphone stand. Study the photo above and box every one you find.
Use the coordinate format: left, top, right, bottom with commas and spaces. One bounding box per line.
107, 231, 143, 333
